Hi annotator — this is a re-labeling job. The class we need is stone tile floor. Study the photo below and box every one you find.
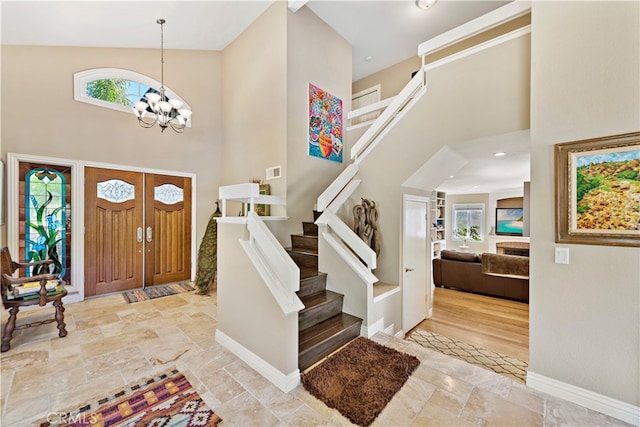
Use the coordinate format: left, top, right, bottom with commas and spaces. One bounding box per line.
0, 291, 632, 426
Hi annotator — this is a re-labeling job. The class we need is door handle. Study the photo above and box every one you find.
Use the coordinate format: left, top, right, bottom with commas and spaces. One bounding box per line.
137, 227, 143, 243
405, 267, 414, 272
146, 226, 153, 243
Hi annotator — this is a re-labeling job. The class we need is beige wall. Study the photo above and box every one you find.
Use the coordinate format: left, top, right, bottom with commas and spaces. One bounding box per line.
221, 3, 351, 245
529, 1, 639, 406
352, 14, 532, 101
216, 221, 298, 375
221, 1, 287, 219
353, 56, 421, 101
351, 34, 530, 284
284, 5, 352, 239
1, 45, 223, 251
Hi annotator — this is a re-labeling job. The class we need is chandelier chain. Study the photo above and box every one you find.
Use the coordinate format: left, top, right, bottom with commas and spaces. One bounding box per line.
132, 18, 191, 133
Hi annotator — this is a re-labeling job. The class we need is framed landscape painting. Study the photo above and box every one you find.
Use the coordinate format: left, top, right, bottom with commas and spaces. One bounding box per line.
555, 132, 640, 247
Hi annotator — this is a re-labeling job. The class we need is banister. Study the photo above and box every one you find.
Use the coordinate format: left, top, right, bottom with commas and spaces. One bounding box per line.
347, 97, 394, 121
316, 209, 376, 271
316, 163, 359, 213
418, 0, 531, 57
240, 212, 302, 315
219, 183, 285, 217
322, 232, 378, 284
350, 67, 426, 162
246, 212, 300, 297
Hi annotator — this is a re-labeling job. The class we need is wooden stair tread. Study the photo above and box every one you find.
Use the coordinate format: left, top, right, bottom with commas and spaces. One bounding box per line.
292, 233, 318, 239
299, 290, 342, 311
299, 312, 362, 351
285, 247, 318, 256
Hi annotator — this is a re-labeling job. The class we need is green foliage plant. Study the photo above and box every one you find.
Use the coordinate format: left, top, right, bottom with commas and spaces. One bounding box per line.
86, 79, 130, 107
453, 225, 481, 244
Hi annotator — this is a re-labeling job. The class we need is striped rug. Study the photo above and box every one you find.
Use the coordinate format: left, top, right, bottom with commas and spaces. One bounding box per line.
122, 282, 195, 303
41, 368, 222, 426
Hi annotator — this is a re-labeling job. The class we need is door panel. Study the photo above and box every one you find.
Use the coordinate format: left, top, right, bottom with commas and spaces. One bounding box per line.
145, 174, 192, 286
402, 197, 429, 333
85, 167, 144, 296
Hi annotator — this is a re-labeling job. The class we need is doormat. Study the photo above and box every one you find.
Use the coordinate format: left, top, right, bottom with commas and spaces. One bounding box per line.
301, 337, 420, 427
406, 329, 527, 383
122, 282, 195, 303
40, 367, 222, 426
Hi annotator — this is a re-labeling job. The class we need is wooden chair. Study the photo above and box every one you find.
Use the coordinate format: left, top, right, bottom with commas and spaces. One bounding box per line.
1, 247, 67, 352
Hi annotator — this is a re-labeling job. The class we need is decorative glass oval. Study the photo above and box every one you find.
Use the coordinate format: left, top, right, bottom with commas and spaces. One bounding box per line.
155, 184, 183, 205
97, 179, 135, 203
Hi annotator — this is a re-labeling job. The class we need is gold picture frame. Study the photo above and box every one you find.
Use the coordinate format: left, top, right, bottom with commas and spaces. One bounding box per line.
554, 131, 640, 247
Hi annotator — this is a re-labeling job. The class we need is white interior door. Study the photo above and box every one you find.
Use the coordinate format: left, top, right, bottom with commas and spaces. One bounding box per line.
402, 195, 430, 334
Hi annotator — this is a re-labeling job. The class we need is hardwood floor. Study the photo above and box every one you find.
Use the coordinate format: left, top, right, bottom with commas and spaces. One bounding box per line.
411, 286, 529, 362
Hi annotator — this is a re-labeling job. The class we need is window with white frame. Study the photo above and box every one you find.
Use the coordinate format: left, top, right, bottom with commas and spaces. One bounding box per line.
73, 68, 191, 126
452, 203, 484, 242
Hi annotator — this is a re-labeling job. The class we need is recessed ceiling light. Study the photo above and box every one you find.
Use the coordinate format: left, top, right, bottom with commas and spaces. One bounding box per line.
365, 56, 373, 62
449, 175, 455, 179
494, 152, 506, 157
416, 0, 437, 9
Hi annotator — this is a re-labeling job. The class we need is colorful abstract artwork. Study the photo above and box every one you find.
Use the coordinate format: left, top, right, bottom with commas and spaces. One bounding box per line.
308, 83, 343, 163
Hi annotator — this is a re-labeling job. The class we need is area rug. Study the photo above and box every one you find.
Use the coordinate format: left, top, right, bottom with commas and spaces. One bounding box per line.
41, 368, 222, 426
406, 329, 527, 383
122, 282, 195, 303
301, 336, 420, 427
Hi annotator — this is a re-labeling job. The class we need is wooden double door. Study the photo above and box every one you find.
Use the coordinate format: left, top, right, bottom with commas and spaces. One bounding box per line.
84, 167, 192, 297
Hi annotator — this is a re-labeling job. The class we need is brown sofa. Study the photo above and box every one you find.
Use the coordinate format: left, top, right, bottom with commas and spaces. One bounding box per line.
432, 250, 529, 302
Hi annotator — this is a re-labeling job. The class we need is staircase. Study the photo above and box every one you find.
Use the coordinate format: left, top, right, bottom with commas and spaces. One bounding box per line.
286, 211, 362, 371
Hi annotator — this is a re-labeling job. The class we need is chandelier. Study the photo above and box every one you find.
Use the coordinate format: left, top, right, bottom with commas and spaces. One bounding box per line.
133, 19, 192, 133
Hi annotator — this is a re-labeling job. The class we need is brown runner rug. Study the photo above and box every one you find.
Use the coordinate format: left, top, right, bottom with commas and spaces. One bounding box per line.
41, 368, 222, 426
301, 336, 420, 427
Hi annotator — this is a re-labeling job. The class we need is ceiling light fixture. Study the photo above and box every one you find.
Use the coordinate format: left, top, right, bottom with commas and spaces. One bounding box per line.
133, 19, 192, 133
416, 0, 437, 9
494, 151, 506, 157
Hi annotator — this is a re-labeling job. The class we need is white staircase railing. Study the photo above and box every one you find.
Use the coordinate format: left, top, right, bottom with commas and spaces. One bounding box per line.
350, 67, 427, 163
218, 183, 301, 315
316, 163, 359, 212
219, 182, 286, 218
316, 209, 377, 280
239, 211, 303, 315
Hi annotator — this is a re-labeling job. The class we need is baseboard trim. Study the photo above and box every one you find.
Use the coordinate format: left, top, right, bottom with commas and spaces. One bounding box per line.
362, 318, 384, 338
527, 371, 639, 426
215, 330, 300, 393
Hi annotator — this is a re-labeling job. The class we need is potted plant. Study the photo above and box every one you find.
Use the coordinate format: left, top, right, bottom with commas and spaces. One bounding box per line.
453, 225, 481, 250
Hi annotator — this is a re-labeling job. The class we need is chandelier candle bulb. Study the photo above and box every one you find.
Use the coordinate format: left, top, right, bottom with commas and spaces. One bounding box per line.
133, 18, 192, 133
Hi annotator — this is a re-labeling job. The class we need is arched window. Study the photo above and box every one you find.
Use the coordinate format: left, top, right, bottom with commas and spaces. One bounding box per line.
73, 68, 192, 126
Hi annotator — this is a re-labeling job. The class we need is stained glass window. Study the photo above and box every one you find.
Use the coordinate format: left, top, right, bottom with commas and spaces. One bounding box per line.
25, 168, 66, 276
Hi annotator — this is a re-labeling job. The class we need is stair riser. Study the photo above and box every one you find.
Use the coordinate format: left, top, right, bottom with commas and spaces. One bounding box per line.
298, 321, 361, 371
302, 222, 318, 237
288, 251, 318, 271
299, 296, 343, 331
298, 274, 327, 298
291, 235, 318, 252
